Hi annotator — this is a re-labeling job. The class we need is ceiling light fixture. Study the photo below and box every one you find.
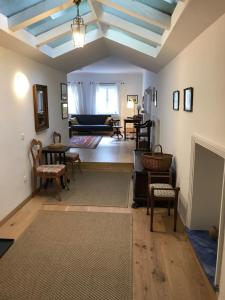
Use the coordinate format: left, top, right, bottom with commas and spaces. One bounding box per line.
71, 0, 85, 48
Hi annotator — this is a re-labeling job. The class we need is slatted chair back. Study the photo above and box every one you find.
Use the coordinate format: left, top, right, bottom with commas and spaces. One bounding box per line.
30, 139, 42, 170
53, 131, 61, 144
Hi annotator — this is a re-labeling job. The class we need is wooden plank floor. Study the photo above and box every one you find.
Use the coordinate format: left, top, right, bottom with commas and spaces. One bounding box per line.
0, 195, 216, 300
68, 136, 134, 163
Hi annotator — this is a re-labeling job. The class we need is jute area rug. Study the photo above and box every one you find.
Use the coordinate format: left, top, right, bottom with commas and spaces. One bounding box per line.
69, 136, 102, 149
0, 211, 133, 300
46, 170, 131, 207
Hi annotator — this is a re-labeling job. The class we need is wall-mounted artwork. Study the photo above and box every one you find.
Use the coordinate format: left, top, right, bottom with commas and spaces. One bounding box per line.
173, 90, 180, 111
127, 95, 138, 104
184, 87, 193, 112
61, 102, 68, 119
61, 83, 68, 101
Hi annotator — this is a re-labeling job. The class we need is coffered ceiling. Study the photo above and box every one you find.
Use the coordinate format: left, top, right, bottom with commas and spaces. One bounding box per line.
0, 0, 225, 72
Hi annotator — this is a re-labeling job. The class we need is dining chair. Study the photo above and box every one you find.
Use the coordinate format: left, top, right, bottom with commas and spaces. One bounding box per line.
30, 139, 68, 201
147, 171, 180, 232
53, 131, 81, 178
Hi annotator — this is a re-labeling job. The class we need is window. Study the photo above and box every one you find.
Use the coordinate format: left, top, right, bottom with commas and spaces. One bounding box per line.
95, 84, 119, 114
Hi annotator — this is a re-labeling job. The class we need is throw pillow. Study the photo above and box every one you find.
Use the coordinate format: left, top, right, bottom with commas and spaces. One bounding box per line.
104, 117, 112, 125
70, 117, 79, 125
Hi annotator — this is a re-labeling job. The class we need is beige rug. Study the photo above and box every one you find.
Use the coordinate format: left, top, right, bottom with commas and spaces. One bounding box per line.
0, 211, 133, 300
46, 171, 131, 207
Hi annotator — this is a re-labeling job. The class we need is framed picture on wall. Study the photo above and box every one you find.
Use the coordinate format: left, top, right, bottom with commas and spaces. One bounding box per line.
184, 87, 193, 112
127, 95, 138, 104
61, 102, 68, 119
61, 83, 68, 101
173, 90, 180, 111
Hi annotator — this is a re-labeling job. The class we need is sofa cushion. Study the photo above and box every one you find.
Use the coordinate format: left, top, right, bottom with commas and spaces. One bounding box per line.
104, 116, 113, 125
70, 117, 79, 125
71, 115, 111, 125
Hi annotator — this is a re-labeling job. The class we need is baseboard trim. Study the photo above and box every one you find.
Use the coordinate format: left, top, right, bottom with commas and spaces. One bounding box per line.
0, 191, 37, 227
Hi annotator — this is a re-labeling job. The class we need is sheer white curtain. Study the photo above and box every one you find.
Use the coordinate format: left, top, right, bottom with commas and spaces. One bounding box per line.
68, 82, 85, 114
88, 82, 97, 114
95, 83, 119, 115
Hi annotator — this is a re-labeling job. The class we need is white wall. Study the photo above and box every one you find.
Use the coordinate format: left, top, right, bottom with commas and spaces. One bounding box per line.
142, 70, 156, 93
67, 72, 143, 124
142, 70, 158, 145
154, 12, 225, 299
0, 46, 67, 221
191, 144, 224, 230
156, 13, 225, 223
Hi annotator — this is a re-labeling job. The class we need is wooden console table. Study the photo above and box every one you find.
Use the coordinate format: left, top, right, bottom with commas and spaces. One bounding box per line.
132, 150, 176, 208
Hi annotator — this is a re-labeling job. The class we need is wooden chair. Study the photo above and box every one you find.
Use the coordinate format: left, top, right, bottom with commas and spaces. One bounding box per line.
147, 171, 180, 232
30, 139, 68, 201
53, 131, 81, 178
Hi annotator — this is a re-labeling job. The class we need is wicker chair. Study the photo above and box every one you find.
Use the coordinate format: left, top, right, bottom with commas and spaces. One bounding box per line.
147, 171, 180, 232
53, 131, 81, 178
30, 139, 68, 201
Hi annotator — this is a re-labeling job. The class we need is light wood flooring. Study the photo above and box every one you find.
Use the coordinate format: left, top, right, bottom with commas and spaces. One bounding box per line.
0, 193, 216, 300
0, 138, 217, 300
68, 136, 134, 163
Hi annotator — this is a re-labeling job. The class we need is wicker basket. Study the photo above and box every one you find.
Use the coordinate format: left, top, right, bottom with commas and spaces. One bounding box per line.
141, 145, 172, 171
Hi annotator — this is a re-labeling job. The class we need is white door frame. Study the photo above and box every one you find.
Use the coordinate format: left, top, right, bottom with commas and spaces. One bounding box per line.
187, 134, 225, 287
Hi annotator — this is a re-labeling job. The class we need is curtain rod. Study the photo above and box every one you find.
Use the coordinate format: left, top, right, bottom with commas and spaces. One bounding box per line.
67, 81, 83, 84
67, 81, 125, 85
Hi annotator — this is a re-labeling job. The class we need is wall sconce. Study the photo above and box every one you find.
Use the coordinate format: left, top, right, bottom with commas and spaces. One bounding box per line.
14, 72, 29, 99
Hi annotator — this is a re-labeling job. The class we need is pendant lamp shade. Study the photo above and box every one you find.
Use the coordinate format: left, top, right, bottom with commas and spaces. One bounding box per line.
71, 0, 85, 48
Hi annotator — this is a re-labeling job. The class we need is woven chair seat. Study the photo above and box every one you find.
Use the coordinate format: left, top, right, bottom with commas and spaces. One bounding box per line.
149, 183, 175, 198
37, 164, 65, 176
65, 152, 80, 161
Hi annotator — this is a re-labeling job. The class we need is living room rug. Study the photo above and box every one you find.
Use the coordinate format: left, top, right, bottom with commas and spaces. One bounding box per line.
46, 170, 131, 207
0, 211, 133, 300
69, 135, 102, 149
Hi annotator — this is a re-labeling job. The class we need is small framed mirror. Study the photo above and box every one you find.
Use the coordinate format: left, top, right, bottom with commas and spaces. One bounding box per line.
33, 84, 49, 132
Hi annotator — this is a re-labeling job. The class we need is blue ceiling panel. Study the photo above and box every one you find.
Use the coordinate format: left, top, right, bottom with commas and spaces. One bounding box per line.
0, 0, 43, 17
102, 5, 164, 35
110, 26, 158, 48
136, 0, 177, 15
26, 1, 90, 36
48, 32, 72, 48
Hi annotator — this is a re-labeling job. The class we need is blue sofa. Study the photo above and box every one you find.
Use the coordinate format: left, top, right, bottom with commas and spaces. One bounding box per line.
69, 114, 113, 135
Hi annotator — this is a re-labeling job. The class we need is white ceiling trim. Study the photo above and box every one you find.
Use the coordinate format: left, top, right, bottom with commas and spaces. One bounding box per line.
87, 0, 104, 35
0, 13, 37, 47
105, 28, 158, 57
8, 0, 74, 32
36, 12, 97, 47
95, 0, 171, 30
99, 11, 162, 46
161, 0, 187, 45
0, 0, 189, 61
52, 28, 103, 57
